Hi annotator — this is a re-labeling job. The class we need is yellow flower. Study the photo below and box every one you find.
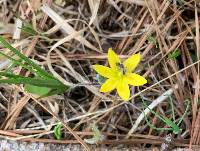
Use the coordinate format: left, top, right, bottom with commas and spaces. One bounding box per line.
93, 48, 147, 101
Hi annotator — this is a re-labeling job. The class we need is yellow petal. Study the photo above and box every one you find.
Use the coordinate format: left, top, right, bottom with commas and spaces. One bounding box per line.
100, 78, 118, 92
108, 48, 121, 70
117, 79, 130, 101
123, 53, 141, 72
125, 73, 147, 86
93, 65, 116, 78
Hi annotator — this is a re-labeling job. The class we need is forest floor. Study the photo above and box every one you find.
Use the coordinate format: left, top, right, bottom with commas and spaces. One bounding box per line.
0, 0, 200, 150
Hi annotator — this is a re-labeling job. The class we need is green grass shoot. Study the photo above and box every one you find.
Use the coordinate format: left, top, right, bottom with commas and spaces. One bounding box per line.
168, 49, 181, 60
0, 36, 69, 97
141, 97, 190, 134
53, 123, 62, 140
21, 22, 37, 36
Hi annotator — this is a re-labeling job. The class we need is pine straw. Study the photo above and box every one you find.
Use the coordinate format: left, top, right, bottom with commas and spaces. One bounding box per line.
0, 0, 199, 150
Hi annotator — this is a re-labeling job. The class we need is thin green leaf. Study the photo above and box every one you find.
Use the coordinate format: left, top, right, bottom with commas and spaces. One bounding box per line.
0, 77, 65, 88
141, 97, 190, 134
53, 123, 62, 140
0, 36, 70, 97
0, 51, 36, 73
168, 49, 181, 60
141, 98, 166, 122
143, 111, 172, 131
0, 36, 54, 79
21, 23, 37, 36
168, 95, 175, 121
0, 71, 26, 78
177, 99, 190, 126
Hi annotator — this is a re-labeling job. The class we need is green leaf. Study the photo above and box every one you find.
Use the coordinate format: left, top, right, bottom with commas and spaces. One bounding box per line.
41, 86, 69, 97
168, 49, 181, 60
24, 84, 51, 96
0, 71, 25, 78
0, 36, 70, 98
141, 97, 189, 135
53, 123, 62, 140
0, 72, 69, 97
0, 36, 55, 79
0, 77, 65, 88
0, 51, 35, 73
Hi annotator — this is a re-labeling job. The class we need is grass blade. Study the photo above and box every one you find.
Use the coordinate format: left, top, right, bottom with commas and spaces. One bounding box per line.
0, 77, 66, 88
0, 36, 54, 79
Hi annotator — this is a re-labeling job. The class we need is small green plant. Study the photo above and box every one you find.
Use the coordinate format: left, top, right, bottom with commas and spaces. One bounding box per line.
147, 35, 158, 48
21, 22, 38, 36
84, 123, 103, 144
53, 123, 62, 140
0, 36, 69, 97
141, 97, 190, 134
20, 21, 52, 42
168, 49, 181, 60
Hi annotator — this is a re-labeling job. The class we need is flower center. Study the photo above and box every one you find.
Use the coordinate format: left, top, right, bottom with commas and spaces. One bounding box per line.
116, 63, 126, 75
